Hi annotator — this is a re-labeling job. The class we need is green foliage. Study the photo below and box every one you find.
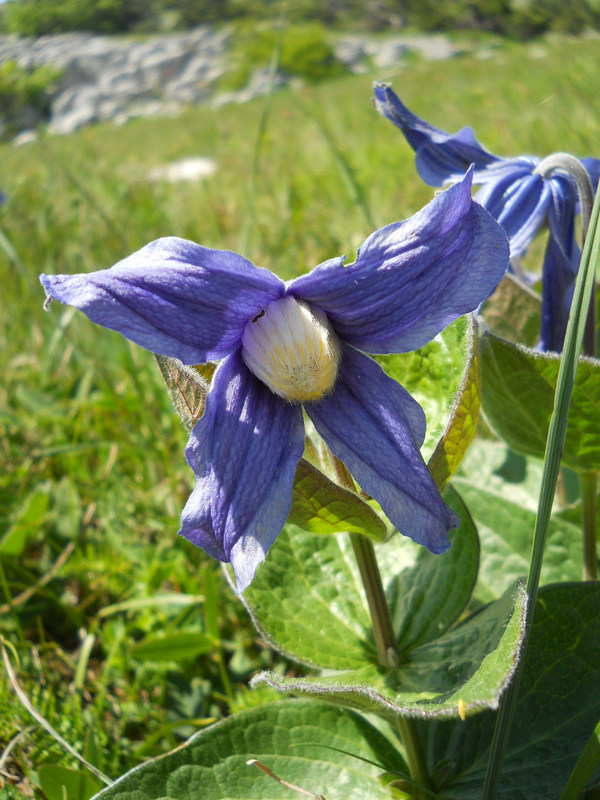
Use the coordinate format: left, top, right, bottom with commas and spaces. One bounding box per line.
2, 0, 149, 36
222, 22, 347, 91
0, 60, 61, 140
160, 0, 235, 28
90, 700, 407, 800
404, 0, 600, 37
243, 489, 528, 719
480, 332, 600, 472
456, 441, 586, 601
420, 583, 600, 799
254, 579, 528, 719
289, 459, 389, 540
378, 315, 481, 490
1, 0, 600, 36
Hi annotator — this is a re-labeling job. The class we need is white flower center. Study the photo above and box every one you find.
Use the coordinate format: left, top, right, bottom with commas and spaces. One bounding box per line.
241, 295, 341, 403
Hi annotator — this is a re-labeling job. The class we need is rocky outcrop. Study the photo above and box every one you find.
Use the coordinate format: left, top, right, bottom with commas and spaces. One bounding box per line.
0, 27, 467, 138
1, 27, 229, 135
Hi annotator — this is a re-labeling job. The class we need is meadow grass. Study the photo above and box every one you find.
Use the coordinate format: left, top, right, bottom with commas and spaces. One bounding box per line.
1, 31, 599, 798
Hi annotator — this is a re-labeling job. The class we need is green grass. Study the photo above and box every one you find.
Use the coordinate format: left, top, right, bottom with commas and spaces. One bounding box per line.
0, 32, 599, 798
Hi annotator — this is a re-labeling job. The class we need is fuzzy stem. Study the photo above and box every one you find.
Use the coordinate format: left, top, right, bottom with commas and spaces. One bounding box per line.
328, 453, 433, 797
535, 158, 598, 581
396, 717, 436, 798
328, 454, 397, 666
349, 532, 397, 667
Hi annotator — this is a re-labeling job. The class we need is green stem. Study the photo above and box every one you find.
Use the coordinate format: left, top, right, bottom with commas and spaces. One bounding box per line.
482, 158, 600, 800
580, 471, 598, 581
396, 717, 436, 798
329, 453, 397, 666
349, 533, 397, 667
328, 452, 433, 797
559, 717, 600, 799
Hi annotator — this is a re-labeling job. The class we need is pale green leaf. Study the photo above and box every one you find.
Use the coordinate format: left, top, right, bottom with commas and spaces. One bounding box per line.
253, 581, 527, 720
289, 459, 387, 541
90, 701, 406, 800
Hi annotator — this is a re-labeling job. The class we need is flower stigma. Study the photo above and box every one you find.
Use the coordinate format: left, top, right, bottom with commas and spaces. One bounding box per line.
241, 295, 341, 403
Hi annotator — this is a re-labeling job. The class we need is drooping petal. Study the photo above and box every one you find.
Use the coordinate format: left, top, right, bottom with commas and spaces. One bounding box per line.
540, 176, 580, 352
305, 345, 458, 554
40, 237, 285, 364
289, 169, 509, 354
539, 235, 577, 353
474, 167, 551, 257
373, 84, 499, 185
178, 350, 305, 592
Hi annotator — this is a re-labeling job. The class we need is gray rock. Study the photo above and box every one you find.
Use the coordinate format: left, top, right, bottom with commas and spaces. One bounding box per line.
367, 39, 409, 68
0, 27, 469, 137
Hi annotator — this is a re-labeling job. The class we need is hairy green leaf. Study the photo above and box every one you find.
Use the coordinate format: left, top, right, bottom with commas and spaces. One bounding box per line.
253, 581, 527, 720
242, 487, 477, 670
90, 701, 405, 800
377, 314, 478, 466
422, 583, 600, 799
480, 332, 600, 471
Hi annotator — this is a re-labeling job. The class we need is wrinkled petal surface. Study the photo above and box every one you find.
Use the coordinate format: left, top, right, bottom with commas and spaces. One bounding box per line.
539, 236, 576, 353
306, 345, 458, 554
179, 350, 305, 592
374, 83, 498, 185
40, 237, 285, 364
473, 166, 550, 256
540, 176, 580, 352
289, 170, 509, 354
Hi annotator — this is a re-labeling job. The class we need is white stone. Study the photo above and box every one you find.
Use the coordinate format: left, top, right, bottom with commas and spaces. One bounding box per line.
147, 157, 217, 183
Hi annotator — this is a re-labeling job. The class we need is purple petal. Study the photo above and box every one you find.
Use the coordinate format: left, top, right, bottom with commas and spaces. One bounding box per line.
305, 345, 458, 554
539, 235, 577, 353
289, 169, 509, 354
539, 177, 580, 352
178, 350, 305, 592
40, 237, 285, 364
474, 168, 551, 257
373, 84, 498, 186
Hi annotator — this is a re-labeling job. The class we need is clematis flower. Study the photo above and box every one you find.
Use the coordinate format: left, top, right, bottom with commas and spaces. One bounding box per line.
373, 83, 600, 352
40, 169, 508, 591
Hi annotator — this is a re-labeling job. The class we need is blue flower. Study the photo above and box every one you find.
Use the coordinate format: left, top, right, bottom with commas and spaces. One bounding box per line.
374, 83, 600, 352
40, 169, 508, 591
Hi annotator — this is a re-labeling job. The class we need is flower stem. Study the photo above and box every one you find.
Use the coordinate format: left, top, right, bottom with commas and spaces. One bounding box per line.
396, 717, 436, 798
349, 532, 397, 667
580, 471, 598, 581
328, 452, 433, 797
328, 453, 397, 666
535, 160, 598, 579
329, 451, 397, 667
